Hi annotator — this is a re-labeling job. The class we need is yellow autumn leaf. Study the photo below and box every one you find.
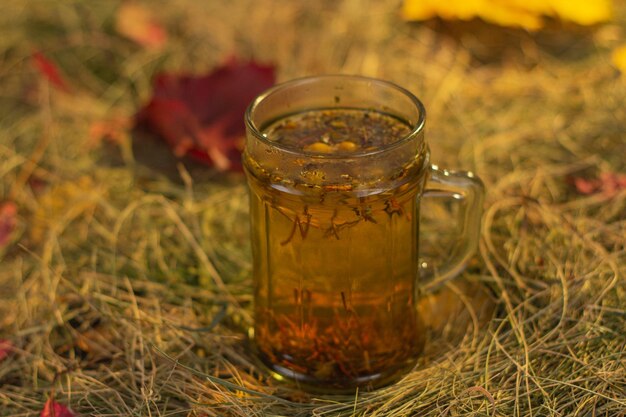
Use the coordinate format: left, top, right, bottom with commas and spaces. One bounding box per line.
479, 2, 543, 30
31, 176, 105, 242
612, 44, 626, 74
402, 0, 613, 30
114, 2, 168, 49
544, 0, 612, 26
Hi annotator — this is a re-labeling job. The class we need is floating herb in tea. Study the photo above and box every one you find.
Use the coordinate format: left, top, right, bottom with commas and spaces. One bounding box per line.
264, 109, 411, 153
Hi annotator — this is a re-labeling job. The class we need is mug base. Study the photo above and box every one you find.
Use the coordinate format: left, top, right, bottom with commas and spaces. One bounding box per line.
248, 328, 421, 394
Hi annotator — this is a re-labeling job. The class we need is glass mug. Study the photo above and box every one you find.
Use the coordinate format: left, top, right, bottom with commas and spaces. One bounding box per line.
243, 75, 484, 392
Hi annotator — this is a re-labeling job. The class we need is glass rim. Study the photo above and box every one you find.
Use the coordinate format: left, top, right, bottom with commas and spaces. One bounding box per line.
244, 74, 426, 160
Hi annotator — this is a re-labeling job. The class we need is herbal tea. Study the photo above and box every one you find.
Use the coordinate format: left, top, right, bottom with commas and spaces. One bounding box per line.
246, 109, 427, 389
244, 76, 484, 392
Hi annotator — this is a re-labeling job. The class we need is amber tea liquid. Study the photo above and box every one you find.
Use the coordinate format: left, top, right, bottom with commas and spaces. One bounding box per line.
246, 109, 426, 390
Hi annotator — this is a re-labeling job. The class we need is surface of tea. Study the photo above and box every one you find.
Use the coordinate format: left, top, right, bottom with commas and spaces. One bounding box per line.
248, 108, 424, 390
263, 108, 411, 154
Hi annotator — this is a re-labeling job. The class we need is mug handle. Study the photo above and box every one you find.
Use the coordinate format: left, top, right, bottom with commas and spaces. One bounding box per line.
419, 165, 485, 294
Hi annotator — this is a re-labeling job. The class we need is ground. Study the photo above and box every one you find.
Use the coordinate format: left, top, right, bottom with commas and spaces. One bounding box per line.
0, 1, 625, 416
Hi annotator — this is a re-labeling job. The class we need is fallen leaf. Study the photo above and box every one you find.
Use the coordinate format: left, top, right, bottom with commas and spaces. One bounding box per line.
545, 0, 613, 26
40, 398, 75, 417
611, 44, 626, 74
74, 325, 119, 360
31, 177, 104, 242
89, 116, 132, 148
572, 177, 597, 194
32, 52, 72, 93
0, 339, 13, 362
28, 177, 48, 195
402, 0, 613, 30
136, 58, 275, 172
115, 3, 168, 49
0, 202, 17, 248
571, 172, 626, 197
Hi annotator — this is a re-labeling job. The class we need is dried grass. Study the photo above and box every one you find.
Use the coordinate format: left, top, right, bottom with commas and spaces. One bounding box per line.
0, 0, 625, 416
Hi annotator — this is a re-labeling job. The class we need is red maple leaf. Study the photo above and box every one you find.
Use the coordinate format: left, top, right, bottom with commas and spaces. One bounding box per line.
0, 201, 17, 248
40, 398, 76, 417
0, 339, 13, 362
31, 52, 72, 93
136, 58, 275, 172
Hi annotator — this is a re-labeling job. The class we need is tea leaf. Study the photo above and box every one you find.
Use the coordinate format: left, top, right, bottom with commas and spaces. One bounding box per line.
40, 398, 75, 417
136, 58, 275, 172
402, 0, 613, 30
114, 2, 168, 49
